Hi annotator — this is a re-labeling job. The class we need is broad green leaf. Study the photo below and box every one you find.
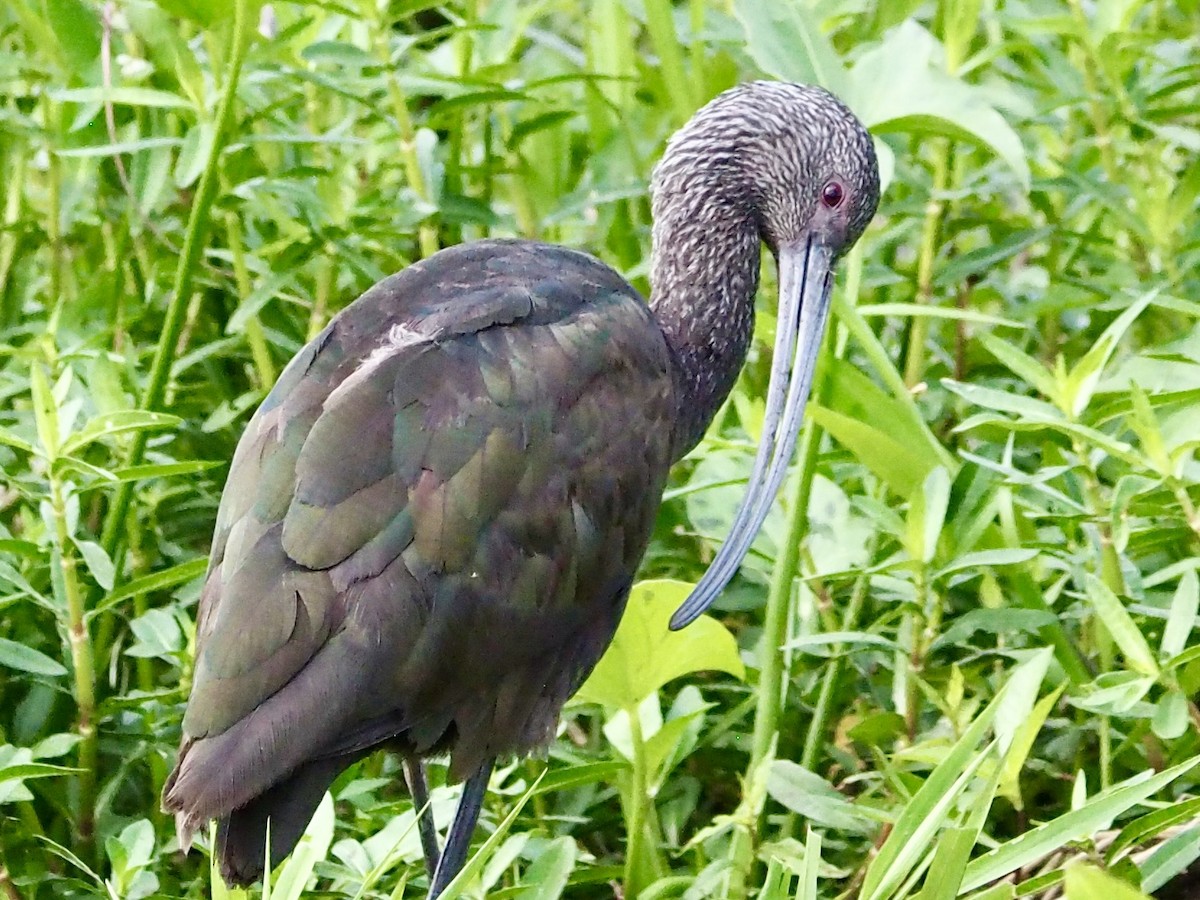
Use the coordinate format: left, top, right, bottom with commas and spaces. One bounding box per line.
73, 539, 114, 591
960, 757, 1200, 891
1084, 574, 1159, 677
809, 406, 933, 497
1151, 691, 1189, 740
734, 0, 849, 98
1069, 672, 1155, 715
767, 761, 875, 834
126, 608, 183, 659
513, 836, 576, 900
1063, 862, 1151, 900
46, 0, 101, 75
98, 460, 220, 486
825, 359, 952, 472
0, 759, 81, 785
0, 427, 35, 455
783, 631, 900, 655
849, 21, 1029, 187
993, 648, 1052, 757
575, 580, 743, 710
0, 638, 67, 677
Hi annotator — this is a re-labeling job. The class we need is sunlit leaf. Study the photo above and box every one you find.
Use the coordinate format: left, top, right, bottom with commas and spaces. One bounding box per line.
575, 580, 744, 710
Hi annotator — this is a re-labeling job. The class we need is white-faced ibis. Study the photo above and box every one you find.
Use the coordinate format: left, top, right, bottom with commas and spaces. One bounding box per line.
163, 81, 879, 897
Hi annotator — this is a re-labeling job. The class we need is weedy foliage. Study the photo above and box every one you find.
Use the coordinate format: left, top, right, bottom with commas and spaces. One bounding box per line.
1, 1, 1199, 898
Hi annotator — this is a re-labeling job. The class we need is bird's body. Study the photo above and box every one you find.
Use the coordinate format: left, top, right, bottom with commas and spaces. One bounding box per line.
165, 82, 880, 896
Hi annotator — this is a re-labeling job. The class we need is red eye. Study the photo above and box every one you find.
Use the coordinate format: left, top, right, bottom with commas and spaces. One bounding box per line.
822, 182, 845, 208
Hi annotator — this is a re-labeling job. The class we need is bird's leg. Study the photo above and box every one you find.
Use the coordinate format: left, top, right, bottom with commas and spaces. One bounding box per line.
403, 757, 440, 879
426, 758, 494, 900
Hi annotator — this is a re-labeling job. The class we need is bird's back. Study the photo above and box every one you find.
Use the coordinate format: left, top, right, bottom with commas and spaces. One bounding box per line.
164, 239, 675, 880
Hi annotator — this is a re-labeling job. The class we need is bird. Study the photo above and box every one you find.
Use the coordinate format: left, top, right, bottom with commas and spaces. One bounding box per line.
162, 80, 880, 898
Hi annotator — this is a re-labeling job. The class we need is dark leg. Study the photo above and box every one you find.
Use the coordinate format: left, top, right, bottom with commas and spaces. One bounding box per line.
426, 759, 494, 900
403, 757, 440, 879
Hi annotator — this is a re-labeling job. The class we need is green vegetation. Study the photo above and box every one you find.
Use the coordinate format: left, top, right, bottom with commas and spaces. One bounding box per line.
2, 0, 1200, 897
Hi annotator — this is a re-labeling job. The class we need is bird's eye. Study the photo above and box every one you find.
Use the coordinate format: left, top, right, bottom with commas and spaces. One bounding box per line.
821, 181, 845, 209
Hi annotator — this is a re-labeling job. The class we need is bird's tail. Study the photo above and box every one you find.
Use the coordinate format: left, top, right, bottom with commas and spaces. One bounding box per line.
214, 752, 363, 887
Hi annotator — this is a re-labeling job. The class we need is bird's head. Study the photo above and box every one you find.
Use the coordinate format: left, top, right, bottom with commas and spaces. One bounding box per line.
663, 82, 881, 630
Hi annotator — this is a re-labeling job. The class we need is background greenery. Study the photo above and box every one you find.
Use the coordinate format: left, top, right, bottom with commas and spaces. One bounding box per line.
2, 0, 1199, 897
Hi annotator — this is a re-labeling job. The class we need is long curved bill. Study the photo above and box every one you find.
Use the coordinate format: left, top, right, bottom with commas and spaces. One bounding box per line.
669, 237, 835, 631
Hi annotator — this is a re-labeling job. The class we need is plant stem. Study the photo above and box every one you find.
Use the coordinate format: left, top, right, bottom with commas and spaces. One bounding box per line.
374, 9, 439, 259
96, 0, 254, 588
624, 703, 662, 898
224, 207, 276, 388
49, 471, 96, 852
800, 555, 873, 769
903, 141, 949, 388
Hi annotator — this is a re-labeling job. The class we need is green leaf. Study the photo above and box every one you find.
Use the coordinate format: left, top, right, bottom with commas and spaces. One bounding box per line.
1063, 863, 1152, 900
734, 0, 849, 98
932, 548, 1039, 580
1160, 571, 1197, 660
575, 580, 744, 710
91, 557, 208, 617
809, 406, 933, 497
848, 21, 1030, 187
767, 761, 876, 834
1065, 292, 1155, 418
906, 466, 951, 564
1140, 823, 1200, 893
1151, 691, 1189, 740
60, 410, 183, 456
942, 379, 1064, 421
30, 364, 60, 459
126, 608, 183, 659
45, 0, 101, 75
0, 639, 67, 677
73, 539, 114, 591
270, 792, 334, 900
1084, 574, 1159, 677
960, 757, 1200, 891
915, 827, 976, 900
857, 303, 1023, 328
514, 836, 576, 900
1106, 796, 1200, 863
49, 86, 192, 108
0, 759, 81, 785
0, 427, 35, 455
976, 332, 1060, 403
436, 772, 545, 900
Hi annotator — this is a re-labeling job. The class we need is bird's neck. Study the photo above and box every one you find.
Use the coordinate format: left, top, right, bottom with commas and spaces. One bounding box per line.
649, 201, 760, 461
